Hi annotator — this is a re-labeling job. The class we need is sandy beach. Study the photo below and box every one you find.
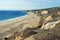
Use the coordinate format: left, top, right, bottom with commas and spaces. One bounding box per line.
0, 12, 40, 39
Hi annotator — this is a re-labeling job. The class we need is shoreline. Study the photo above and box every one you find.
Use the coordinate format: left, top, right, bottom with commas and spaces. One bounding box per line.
0, 12, 30, 23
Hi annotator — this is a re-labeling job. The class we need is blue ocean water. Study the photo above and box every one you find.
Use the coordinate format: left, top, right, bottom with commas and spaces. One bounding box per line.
0, 11, 28, 21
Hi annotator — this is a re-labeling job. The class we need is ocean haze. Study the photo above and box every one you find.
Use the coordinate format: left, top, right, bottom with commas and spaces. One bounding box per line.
0, 0, 60, 10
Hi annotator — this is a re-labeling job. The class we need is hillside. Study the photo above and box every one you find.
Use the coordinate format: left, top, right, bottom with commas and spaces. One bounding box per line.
23, 7, 60, 40
0, 7, 60, 40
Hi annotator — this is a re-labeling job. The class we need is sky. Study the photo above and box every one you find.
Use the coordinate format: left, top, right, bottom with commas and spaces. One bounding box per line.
0, 0, 60, 10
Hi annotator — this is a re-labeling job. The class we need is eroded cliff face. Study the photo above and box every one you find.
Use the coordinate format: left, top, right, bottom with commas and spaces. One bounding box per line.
24, 7, 60, 40
27, 7, 60, 29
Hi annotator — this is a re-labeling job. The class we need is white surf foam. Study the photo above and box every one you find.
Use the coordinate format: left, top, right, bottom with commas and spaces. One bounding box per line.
0, 12, 30, 22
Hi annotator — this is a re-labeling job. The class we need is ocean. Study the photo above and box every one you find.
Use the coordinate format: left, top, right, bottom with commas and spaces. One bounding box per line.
0, 10, 28, 21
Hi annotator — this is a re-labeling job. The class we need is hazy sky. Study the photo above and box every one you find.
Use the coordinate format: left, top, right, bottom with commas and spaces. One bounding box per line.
0, 0, 60, 10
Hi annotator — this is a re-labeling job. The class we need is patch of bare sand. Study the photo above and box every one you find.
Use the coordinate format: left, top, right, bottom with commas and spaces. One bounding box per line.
24, 36, 35, 40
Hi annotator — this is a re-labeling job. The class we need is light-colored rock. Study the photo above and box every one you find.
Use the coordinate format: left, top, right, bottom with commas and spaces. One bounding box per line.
57, 11, 60, 15
41, 20, 60, 29
41, 10, 48, 14
44, 15, 52, 23
24, 36, 35, 40
15, 36, 22, 40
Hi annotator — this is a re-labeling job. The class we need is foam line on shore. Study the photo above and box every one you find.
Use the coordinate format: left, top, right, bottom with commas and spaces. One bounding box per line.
0, 12, 30, 22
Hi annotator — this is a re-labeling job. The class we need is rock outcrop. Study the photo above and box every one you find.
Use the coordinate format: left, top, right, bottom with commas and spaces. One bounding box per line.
24, 7, 60, 40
